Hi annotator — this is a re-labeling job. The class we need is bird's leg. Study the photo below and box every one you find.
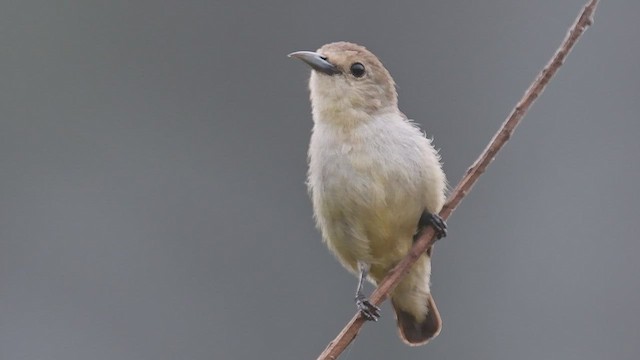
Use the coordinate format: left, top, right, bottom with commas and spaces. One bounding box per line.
413, 210, 448, 243
355, 262, 381, 321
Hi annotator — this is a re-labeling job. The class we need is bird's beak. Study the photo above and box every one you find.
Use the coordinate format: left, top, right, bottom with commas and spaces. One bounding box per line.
288, 51, 341, 76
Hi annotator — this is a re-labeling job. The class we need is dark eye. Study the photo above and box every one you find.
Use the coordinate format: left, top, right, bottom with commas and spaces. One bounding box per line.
350, 63, 365, 78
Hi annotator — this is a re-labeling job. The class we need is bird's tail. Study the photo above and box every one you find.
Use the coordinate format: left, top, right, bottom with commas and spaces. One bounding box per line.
392, 293, 442, 346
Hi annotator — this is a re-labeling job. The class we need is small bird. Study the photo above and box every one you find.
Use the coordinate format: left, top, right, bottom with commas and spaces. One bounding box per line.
289, 42, 448, 346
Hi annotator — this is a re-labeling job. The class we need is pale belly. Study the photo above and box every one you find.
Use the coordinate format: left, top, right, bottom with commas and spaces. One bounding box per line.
308, 115, 445, 283
314, 159, 425, 282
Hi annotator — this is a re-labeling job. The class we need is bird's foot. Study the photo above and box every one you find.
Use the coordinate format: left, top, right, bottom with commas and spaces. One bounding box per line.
428, 213, 447, 239
415, 211, 448, 241
355, 294, 381, 321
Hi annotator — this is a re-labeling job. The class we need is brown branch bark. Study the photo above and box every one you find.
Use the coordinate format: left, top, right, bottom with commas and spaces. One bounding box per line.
316, 1, 599, 359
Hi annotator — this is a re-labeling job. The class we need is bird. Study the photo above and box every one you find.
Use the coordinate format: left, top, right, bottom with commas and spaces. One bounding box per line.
289, 42, 448, 346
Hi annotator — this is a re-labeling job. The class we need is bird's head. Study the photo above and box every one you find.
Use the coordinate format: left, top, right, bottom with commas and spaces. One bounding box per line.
289, 42, 398, 122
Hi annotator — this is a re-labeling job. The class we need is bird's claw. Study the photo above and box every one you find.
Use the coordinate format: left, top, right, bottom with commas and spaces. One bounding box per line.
427, 213, 447, 239
414, 212, 448, 243
356, 295, 381, 321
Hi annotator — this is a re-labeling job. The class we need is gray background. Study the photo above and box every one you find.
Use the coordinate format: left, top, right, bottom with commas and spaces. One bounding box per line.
2, 1, 639, 359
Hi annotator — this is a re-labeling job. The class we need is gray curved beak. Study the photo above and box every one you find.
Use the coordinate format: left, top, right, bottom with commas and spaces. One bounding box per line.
288, 51, 341, 76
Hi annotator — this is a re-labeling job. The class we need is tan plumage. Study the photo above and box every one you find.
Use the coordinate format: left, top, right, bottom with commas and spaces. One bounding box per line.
291, 42, 447, 345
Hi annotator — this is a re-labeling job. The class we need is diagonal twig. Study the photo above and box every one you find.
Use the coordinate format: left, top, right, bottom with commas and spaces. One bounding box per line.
316, 1, 600, 359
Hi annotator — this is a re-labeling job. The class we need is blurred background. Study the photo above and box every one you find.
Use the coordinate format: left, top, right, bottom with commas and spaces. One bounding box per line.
2, 1, 639, 359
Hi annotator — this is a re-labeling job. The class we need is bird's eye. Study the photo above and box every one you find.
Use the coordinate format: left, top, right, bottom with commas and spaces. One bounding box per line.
350, 63, 366, 78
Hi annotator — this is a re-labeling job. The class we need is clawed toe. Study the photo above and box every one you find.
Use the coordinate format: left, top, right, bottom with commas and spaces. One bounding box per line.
356, 296, 381, 321
429, 213, 447, 239
417, 211, 448, 241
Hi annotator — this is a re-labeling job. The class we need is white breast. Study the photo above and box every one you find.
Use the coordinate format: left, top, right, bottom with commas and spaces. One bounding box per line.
307, 110, 446, 272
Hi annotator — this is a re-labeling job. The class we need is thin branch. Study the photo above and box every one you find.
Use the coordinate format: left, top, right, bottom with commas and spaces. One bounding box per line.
316, 1, 600, 359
